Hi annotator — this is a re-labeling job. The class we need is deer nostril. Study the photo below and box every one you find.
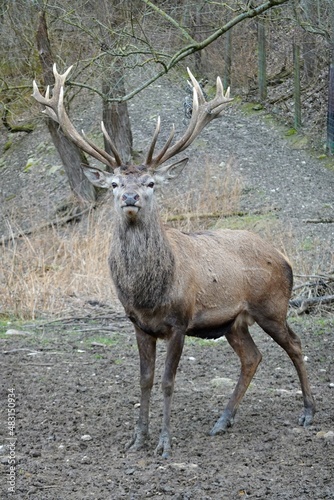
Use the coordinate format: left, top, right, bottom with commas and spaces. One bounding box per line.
122, 192, 140, 205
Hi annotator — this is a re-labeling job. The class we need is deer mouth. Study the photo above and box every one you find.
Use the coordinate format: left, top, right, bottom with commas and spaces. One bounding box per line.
122, 205, 140, 217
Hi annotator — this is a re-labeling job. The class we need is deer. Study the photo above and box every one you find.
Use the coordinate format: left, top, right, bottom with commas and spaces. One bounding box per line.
32, 64, 316, 458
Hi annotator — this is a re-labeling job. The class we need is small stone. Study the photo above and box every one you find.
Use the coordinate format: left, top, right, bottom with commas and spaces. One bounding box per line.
6, 329, 32, 336
291, 427, 303, 435
316, 430, 334, 441
30, 449, 41, 457
169, 462, 199, 471
211, 377, 234, 388
125, 468, 135, 475
80, 434, 92, 441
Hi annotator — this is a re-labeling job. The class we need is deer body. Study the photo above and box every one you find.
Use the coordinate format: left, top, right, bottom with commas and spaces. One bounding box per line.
110, 219, 292, 340
33, 65, 315, 459
102, 168, 314, 458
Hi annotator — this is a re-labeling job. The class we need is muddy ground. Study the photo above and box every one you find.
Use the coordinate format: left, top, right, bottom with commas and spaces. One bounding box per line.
1, 311, 333, 499
1, 71, 334, 498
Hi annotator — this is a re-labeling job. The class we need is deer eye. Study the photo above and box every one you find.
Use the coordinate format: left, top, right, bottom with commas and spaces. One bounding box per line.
111, 182, 118, 189
147, 182, 155, 188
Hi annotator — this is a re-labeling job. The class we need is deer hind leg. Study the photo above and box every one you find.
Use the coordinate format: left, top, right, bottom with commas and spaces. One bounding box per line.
126, 327, 156, 452
255, 316, 315, 426
210, 316, 262, 435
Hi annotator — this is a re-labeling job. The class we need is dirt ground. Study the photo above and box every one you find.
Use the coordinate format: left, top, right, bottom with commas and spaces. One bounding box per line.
1, 311, 333, 499
1, 73, 334, 499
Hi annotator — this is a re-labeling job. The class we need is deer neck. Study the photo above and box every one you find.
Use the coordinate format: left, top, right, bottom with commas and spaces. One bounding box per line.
109, 207, 175, 310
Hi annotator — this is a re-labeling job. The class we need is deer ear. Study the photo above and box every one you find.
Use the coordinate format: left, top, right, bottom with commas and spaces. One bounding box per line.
154, 158, 188, 181
82, 167, 114, 188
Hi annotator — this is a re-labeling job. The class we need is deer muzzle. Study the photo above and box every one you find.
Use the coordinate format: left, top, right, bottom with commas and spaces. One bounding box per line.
121, 192, 140, 217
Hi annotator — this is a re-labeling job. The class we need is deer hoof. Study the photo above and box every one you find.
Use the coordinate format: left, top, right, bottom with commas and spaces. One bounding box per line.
125, 430, 148, 452
298, 407, 315, 428
209, 412, 234, 436
155, 433, 171, 459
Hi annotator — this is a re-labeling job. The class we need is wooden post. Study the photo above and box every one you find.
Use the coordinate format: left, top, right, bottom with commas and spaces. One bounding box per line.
293, 43, 302, 129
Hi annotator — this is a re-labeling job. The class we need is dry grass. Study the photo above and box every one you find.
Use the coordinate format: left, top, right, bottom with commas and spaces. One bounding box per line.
0, 210, 115, 320
161, 158, 242, 232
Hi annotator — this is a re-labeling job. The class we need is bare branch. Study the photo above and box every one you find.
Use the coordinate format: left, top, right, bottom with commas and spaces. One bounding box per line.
66, 0, 290, 103
292, 0, 331, 42
141, 0, 196, 44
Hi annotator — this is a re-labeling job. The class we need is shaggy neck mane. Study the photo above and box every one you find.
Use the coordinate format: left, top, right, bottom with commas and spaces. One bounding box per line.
109, 207, 175, 310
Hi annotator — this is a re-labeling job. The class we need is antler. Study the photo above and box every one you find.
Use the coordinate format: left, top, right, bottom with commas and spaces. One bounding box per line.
32, 64, 122, 169
32, 65, 232, 173
144, 67, 233, 171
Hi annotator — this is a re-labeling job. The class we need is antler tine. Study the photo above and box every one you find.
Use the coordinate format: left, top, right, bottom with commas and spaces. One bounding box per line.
53, 63, 73, 86
152, 124, 175, 165
208, 76, 232, 115
145, 116, 161, 165
32, 64, 122, 170
101, 122, 122, 166
145, 120, 176, 169
81, 123, 122, 168
187, 68, 206, 105
145, 68, 233, 171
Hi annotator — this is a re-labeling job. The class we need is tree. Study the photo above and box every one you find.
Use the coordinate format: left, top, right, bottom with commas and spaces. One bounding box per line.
36, 11, 96, 203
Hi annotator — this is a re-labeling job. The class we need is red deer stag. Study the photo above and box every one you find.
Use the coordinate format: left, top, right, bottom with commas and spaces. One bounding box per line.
33, 65, 315, 458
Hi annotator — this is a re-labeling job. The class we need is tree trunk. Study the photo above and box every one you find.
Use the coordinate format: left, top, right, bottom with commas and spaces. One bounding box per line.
223, 29, 232, 91
101, 56, 133, 166
257, 17, 267, 101
293, 42, 302, 129
36, 11, 96, 203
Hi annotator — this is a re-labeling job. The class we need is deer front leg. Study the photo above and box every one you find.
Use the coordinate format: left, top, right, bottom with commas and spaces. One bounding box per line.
126, 327, 156, 452
155, 330, 185, 459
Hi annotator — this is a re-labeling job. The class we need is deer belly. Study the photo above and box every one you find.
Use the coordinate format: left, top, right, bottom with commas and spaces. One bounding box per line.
185, 317, 236, 339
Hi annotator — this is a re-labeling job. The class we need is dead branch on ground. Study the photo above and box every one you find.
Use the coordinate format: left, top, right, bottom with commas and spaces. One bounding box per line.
290, 272, 334, 314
